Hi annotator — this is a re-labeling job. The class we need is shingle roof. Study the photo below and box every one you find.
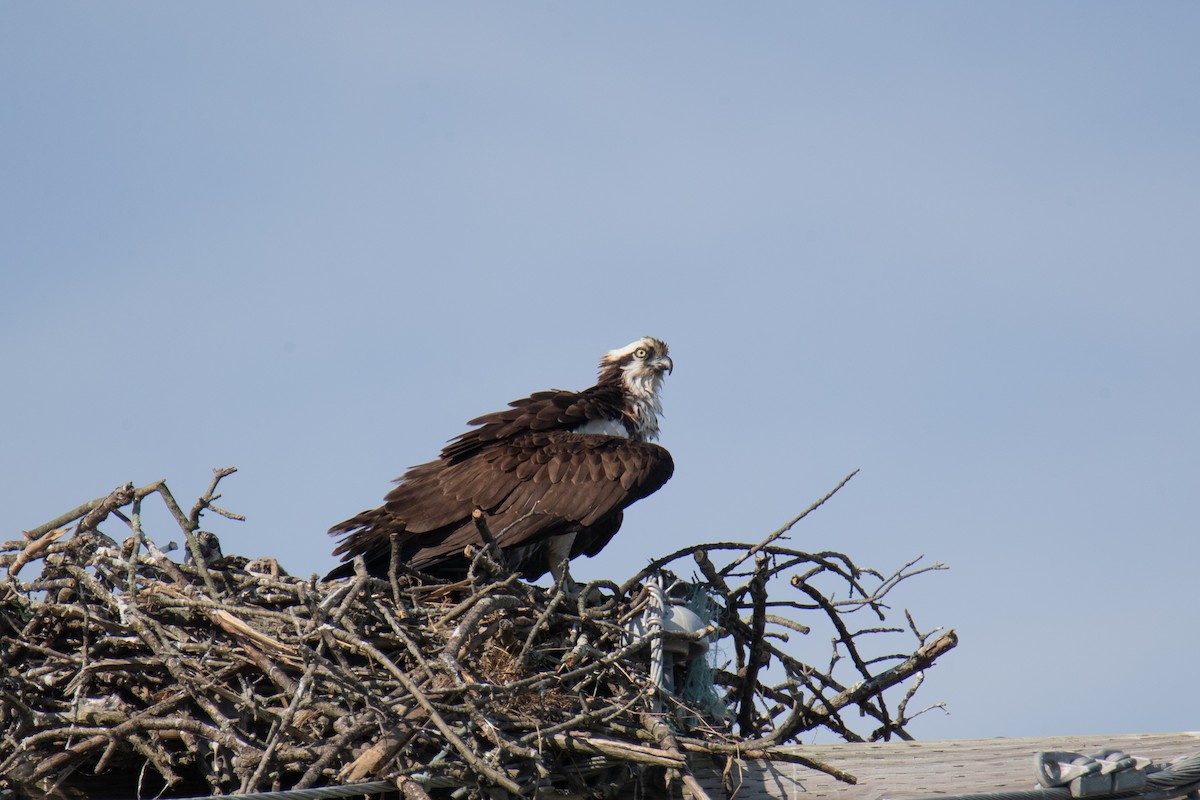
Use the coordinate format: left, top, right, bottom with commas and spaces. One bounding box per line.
692, 732, 1200, 800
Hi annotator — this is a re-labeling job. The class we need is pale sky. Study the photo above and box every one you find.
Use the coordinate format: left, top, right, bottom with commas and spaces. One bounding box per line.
3, 4, 1198, 741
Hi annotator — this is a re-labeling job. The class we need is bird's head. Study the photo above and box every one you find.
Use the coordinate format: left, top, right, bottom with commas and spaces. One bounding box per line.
598, 336, 673, 383
597, 336, 672, 440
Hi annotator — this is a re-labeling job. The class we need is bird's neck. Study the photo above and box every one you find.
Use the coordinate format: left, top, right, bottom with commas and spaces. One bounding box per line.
626, 398, 663, 442
576, 374, 665, 441
620, 371, 665, 442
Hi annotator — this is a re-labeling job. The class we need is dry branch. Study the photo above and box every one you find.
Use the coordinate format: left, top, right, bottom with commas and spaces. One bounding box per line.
1, 469, 955, 799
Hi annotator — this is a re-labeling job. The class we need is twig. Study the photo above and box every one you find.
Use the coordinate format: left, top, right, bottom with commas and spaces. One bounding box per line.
719, 468, 859, 577
2, 469, 955, 798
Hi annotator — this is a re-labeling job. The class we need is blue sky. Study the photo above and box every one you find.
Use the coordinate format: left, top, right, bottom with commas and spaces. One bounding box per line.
3, 4, 1198, 741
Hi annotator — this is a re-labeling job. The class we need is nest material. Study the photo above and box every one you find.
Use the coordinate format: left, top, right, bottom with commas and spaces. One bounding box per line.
0, 468, 957, 800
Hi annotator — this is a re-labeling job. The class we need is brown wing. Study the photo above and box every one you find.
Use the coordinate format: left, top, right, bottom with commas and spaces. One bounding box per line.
444, 431, 672, 526
327, 431, 672, 579
570, 510, 624, 559
440, 385, 628, 462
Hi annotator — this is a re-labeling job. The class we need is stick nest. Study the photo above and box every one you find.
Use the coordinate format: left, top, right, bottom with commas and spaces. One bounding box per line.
0, 468, 956, 800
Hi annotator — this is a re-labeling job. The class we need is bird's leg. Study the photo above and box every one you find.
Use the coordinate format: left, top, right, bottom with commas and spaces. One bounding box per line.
545, 535, 580, 597
548, 554, 580, 597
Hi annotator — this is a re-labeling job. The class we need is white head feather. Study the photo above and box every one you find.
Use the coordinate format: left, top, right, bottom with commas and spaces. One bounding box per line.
596, 337, 672, 441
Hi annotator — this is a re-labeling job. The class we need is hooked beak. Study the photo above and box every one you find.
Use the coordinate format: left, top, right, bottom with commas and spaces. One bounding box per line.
658, 355, 673, 375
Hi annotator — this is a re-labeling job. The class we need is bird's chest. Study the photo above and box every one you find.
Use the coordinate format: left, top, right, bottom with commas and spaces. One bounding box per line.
570, 418, 629, 438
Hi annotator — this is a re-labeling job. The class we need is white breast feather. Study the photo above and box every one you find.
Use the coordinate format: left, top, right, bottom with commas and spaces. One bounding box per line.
572, 418, 628, 438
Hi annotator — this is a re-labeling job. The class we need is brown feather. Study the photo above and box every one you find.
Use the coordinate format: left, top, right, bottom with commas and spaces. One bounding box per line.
326, 340, 673, 582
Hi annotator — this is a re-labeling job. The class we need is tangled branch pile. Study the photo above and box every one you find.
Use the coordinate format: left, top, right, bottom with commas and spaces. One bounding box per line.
1, 468, 956, 800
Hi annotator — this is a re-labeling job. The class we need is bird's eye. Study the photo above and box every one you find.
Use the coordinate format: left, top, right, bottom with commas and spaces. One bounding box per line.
634, 347, 649, 359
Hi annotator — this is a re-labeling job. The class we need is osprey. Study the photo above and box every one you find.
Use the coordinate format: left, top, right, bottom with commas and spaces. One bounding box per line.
326, 337, 674, 585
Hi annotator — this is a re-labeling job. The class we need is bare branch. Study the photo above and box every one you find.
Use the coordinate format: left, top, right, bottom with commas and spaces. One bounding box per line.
1, 469, 955, 797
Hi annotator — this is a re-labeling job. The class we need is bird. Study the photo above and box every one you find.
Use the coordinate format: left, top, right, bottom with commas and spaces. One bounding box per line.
325, 337, 675, 587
